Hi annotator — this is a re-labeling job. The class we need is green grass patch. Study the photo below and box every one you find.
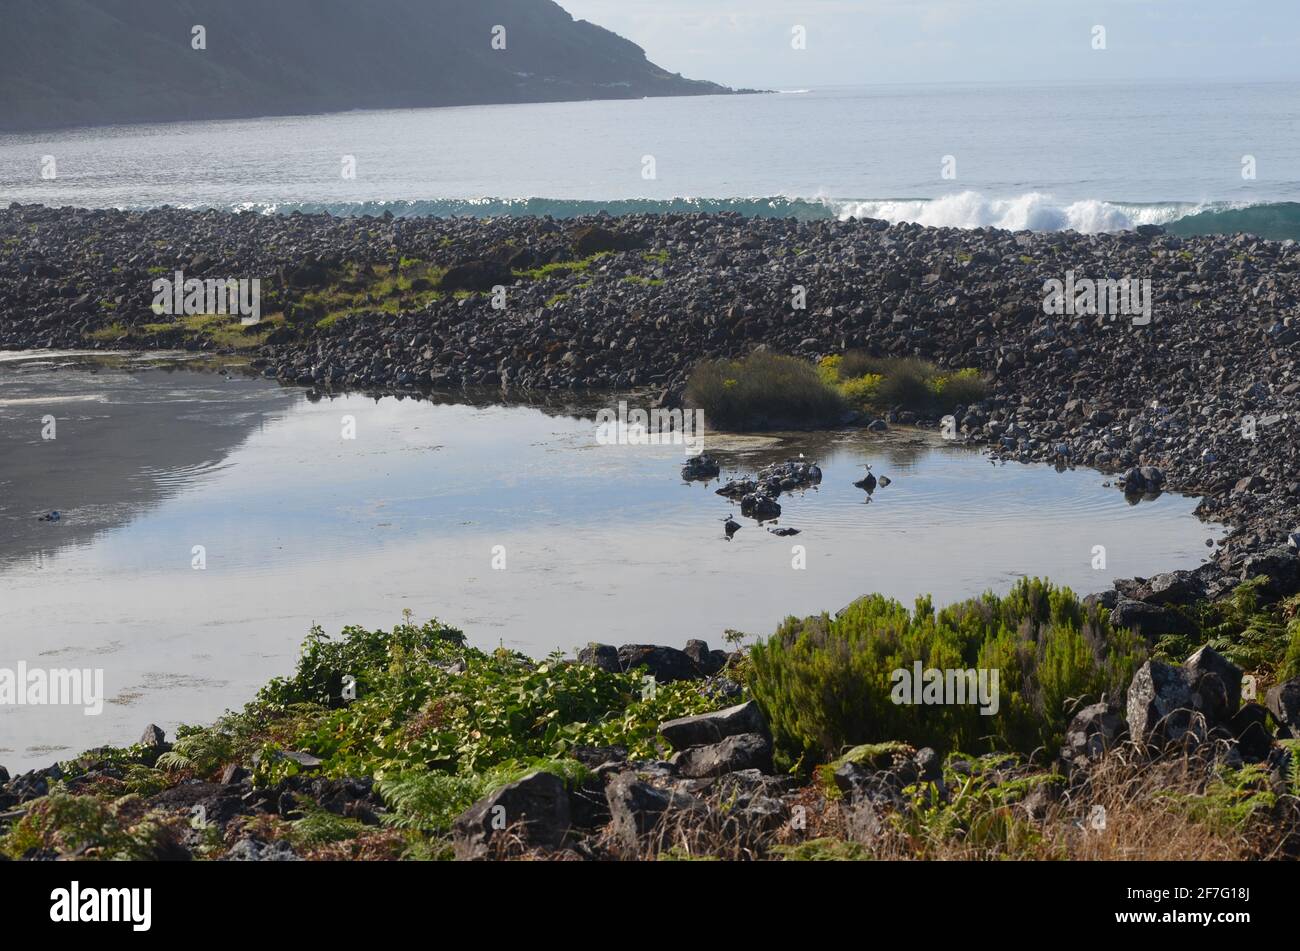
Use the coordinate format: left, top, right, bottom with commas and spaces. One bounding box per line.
513, 252, 608, 281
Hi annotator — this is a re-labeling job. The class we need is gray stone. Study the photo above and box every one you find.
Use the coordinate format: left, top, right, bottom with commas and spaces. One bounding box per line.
225, 838, 301, 861
670, 733, 773, 779
658, 700, 769, 749
576, 643, 619, 673
139, 724, 167, 748
1060, 702, 1126, 770
1145, 571, 1205, 606
1266, 678, 1300, 738
1184, 645, 1243, 722
1127, 660, 1198, 745
604, 771, 704, 852
452, 771, 570, 860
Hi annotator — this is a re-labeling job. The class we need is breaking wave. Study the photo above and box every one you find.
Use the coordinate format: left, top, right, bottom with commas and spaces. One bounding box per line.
214, 194, 1300, 240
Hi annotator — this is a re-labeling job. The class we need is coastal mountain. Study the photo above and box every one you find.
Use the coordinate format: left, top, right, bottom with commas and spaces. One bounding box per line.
0, 0, 736, 132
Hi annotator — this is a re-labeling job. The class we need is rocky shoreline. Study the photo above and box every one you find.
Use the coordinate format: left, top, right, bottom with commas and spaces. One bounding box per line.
5, 619, 1300, 861
4, 202, 1298, 579
7, 204, 1300, 858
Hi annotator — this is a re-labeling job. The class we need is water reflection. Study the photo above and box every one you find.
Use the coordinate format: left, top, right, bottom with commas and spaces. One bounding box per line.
0, 354, 1222, 770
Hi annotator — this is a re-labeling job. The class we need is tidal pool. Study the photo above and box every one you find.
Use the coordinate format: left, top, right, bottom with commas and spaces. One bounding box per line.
0, 353, 1222, 769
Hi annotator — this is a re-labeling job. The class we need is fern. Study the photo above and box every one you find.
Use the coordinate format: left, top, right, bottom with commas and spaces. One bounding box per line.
376, 758, 587, 834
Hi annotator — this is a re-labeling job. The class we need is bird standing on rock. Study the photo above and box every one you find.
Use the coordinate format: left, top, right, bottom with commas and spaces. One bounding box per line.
854, 464, 876, 492
722, 515, 741, 539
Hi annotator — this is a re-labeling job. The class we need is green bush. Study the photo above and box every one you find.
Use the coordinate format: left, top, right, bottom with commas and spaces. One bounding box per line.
820, 353, 988, 416
747, 578, 1145, 771
684, 350, 847, 431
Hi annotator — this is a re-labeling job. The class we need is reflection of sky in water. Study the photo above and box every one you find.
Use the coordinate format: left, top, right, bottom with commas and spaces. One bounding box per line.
0, 359, 1223, 769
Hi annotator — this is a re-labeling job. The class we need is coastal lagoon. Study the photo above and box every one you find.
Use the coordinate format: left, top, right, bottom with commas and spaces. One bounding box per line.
0, 353, 1223, 769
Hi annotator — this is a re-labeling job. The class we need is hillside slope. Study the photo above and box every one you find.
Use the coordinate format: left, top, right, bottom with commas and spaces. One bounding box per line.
0, 0, 735, 131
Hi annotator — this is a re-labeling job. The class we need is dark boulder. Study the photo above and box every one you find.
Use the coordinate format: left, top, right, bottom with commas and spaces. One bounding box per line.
451, 771, 571, 860
1230, 703, 1274, 761
682, 639, 728, 675
1240, 547, 1300, 599
669, 733, 773, 779
682, 455, 720, 481
148, 781, 246, 829
571, 226, 644, 256
575, 642, 620, 673
569, 745, 627, 769
567, 775, 612, 830
440, 259, 513, 293
1111, 598, 1198, 639
658, 700, 768, 750
604, 771, 704, 853
1184, 645, 1242, 723
1266, 678, 1300, 738
616, 644, 701, 682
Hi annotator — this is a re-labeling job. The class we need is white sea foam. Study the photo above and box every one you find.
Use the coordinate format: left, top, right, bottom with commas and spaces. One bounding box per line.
832, 191, 1208, 233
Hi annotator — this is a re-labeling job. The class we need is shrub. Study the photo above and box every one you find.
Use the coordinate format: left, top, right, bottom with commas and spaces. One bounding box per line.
929, 368, 988, 408
823, 353, 988, 415
747, 578, 1145, 772
684, 350, 847, 431
874, 359, 933, 410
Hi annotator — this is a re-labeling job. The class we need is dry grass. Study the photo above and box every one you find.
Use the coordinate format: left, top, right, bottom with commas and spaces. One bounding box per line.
578, 743, 1299, 862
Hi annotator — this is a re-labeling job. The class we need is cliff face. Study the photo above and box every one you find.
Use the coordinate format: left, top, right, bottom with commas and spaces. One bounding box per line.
0, 0, 734, 131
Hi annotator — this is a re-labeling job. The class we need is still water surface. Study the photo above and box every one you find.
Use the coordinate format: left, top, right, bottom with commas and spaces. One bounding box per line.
0, 353, 1222, 768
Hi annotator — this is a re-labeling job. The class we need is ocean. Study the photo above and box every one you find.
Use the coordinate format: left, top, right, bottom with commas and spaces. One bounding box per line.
1, 81, 1298, 237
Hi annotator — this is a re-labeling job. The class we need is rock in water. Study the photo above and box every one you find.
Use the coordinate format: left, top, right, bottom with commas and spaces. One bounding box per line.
682, 454, 720, 481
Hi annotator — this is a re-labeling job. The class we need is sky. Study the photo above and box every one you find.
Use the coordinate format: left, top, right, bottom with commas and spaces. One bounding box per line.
559, 0, 1300, 89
